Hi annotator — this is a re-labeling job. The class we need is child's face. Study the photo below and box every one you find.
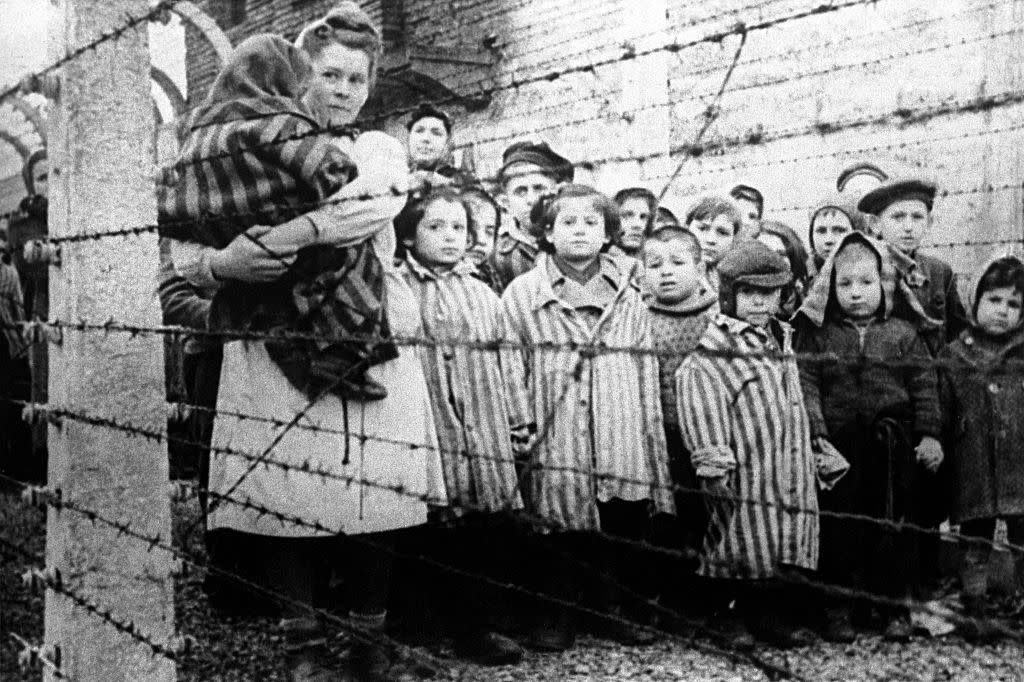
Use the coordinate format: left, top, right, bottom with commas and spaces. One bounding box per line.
734, 284, 781, 328
734, 198, 761, 237
688, 214, 735, 266
408, 116, 449, 167
811, 209, 853, 261
834, 254, 882, 320
546, 196, 607, 263
617, 197, 650, 253
465, 197, 498, 266
500, 163, 557, 230
876, 199, 931, 254
409, 199, 470, 270
643, 239, 701, 305
976, 285, 1023, 336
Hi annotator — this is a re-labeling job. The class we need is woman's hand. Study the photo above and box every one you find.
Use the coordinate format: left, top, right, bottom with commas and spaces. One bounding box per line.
209, 225, 298, 283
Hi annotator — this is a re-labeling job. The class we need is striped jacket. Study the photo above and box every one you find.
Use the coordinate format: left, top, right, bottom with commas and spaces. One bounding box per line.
677, 314, 819, 579
399, 256, 528, 513
500, 254, 674, 531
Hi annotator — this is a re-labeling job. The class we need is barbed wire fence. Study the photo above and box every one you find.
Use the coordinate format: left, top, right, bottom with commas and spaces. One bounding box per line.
3, 0, 1024, 680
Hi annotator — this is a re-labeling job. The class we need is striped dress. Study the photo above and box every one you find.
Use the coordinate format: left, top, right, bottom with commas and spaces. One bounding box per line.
500, 254, 674, 531
399, 256, 527, 513
677, 314, 819, 579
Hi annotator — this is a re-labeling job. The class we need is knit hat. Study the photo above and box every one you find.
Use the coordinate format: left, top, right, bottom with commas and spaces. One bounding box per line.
717, 239, 792, 316
836, 161, 888, 194
406, 103, 452, 134
857, 177, 937, 216
498, 140, 574, 185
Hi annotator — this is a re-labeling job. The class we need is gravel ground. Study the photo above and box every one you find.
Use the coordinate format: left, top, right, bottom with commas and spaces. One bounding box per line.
4, 490, 1024, 681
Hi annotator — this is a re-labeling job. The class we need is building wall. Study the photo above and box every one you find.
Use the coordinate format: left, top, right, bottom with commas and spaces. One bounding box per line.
183, 0, 1024, 278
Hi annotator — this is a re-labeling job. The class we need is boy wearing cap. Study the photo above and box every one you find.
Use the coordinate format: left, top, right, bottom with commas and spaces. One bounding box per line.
489, 141, 573, 291
677, 240, 819, 649
729, 184, 763, 238
858, 178, 968, 357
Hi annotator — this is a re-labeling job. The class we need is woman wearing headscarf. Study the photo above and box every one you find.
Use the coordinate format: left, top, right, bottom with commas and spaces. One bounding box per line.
163, 6, 446, 680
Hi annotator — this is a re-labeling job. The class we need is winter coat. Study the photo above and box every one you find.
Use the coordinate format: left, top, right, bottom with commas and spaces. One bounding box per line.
677, 314, 819, 579
940, 255, 1024, 523
902, 252, 969, 357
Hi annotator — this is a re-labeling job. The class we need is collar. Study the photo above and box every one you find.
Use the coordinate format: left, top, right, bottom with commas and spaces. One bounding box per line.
644, 285, 717, 315
713, 313, 789, 347
532, 253, 633, 311
403, 253, 477, 281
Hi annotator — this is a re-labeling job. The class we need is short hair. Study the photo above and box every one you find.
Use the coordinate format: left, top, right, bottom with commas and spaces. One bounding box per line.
530, 184, 620, 254
645, 225, 702, 263
975, 256, 1024, 313
460, 185, 503, 232
407, 103, 452, 134
758, 220, 809, 284
295, 2, 382, 88
393, 187, 477, 259
685, 196, 742, 234
729, 184, 764, 214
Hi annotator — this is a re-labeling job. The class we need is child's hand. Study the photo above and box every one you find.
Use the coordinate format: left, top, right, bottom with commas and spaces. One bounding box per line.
915, 436, 944, 473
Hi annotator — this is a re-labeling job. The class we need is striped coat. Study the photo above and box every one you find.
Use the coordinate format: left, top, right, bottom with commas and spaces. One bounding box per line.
677, 314, 819, 579
500, 254, 674, 531
399, 256, 527, 513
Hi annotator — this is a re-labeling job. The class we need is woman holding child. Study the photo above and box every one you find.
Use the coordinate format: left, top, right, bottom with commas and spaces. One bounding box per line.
161, 4, 445, 680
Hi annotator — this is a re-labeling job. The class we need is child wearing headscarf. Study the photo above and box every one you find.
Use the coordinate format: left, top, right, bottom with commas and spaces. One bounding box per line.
940, 255, 1024, 637
795, 232, 942, 643
159, 34, 397, 402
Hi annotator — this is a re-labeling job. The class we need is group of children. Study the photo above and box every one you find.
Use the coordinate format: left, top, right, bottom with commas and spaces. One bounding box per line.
386, 106, 1024, 657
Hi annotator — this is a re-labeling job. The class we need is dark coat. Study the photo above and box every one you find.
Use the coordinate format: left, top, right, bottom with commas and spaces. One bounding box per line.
488, 229, 538, 293
901, 252, 969, 357
941, 328, 1024, 523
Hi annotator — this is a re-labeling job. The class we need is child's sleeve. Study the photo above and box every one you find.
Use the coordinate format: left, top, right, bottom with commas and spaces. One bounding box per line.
677, 357, 737, 478
498, 284, 535, 433
904, 329, 942, 440
935, 344, 958, 450
795, 329, 828, 439
945, 272, 969, 343
637, 315, 674, 514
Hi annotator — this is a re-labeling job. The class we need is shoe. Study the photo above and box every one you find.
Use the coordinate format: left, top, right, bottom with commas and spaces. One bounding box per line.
748, 613, 817, 649
883, 615, 913, 642
708, 615, 755, 652
822, 607, 857, 644
526, 609, 576, 652
455, 631, 524, 665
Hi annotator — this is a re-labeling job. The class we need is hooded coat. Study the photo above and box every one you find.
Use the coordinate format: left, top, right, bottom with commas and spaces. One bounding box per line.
940, 256, 1024, 524
794, 232, 942, 442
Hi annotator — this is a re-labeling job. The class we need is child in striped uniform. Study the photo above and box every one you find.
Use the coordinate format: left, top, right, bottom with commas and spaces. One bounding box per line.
395, 187, 528, 665
677, 239, 820, 649
500, 184, 674, 652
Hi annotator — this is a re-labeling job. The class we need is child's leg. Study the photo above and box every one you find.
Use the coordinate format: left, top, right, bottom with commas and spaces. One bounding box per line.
959, 518, 996, 611
594, 498, 660, 644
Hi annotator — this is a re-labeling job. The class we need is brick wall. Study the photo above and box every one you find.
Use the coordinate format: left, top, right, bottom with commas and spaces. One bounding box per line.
182, 0, 1024, 279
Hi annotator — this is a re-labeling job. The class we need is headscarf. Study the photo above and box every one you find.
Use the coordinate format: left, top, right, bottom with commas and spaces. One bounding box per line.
963, 254, 1024, 332
794, 231, 939, 331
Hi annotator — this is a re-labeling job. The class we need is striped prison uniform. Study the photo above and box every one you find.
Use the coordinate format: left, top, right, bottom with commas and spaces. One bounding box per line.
499, 253, 674, 532
399, 255, 528, 513
677, 314, 819, 579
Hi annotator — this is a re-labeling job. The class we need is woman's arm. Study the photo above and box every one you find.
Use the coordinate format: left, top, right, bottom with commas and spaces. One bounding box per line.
171, 224, 298, 287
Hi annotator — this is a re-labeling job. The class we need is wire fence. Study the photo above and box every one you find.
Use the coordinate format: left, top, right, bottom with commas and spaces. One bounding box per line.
5, 0, 1024, 680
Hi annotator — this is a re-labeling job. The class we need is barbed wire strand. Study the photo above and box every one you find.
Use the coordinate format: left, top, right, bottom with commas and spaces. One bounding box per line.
7, 631, 68, 680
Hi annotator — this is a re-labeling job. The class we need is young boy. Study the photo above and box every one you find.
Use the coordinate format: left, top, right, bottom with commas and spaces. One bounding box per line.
729, 183, 763, 238
488, 141, 573, 292
940, 255, 1024, 634
684, 196, 742, 291
677, 240, 819, 649
612, 187, 658, 259
461, 185, 503, 292
501, 184, 673, 651
642, 226, 717, 618
795, 232, 942, 643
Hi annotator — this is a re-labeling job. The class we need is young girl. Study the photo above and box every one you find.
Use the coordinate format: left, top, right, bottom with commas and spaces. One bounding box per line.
940, 255, 1024, 634
501, 184, 674, 651
795, 232, 942, 643
395, 187, 528, 664
677, 240, 820, 649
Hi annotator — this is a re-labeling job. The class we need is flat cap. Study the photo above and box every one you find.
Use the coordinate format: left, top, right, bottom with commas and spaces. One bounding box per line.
499, 140, 574, 184
856, 177, 937, 216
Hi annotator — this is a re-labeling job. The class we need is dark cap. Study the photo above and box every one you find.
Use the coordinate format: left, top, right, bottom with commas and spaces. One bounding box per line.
729, 184, 763, 208
406, 103, 452, 134
856, 177, 937, 216
498, 140, 574, 185
836, 161, 888, 193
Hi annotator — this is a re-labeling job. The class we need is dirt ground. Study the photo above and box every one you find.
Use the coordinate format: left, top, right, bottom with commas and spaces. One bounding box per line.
3, 490, 1024, 682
